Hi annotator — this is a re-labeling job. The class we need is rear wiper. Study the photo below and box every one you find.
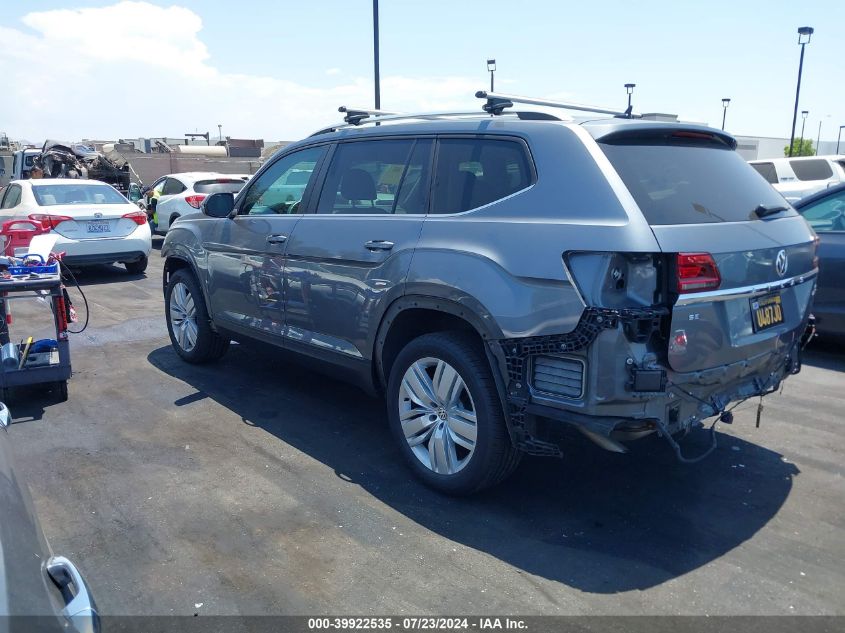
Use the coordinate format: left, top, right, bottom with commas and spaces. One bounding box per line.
754, 203, 789, 219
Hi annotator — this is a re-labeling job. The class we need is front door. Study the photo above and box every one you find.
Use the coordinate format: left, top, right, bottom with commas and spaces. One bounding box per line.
283, 138, 433, 361
205, 145, 327, 341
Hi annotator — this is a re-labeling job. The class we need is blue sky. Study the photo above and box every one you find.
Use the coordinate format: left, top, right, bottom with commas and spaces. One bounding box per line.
1, 0, 843, 144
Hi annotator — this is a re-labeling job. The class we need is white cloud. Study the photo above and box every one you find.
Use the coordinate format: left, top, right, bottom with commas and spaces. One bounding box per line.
325, 68, 341, 76
0, 1, 485, 143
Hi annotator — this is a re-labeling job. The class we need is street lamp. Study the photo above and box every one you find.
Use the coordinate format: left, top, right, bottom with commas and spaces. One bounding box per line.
721, 98, 731, 131
487, 59, 496, 92
837, 125, 845, 155
799, 110, 809, 155
788, 26, 814, 157
624, 83, 635, 113
373, 0, 381, 109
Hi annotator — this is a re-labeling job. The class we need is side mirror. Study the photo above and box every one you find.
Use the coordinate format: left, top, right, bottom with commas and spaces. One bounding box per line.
203, 192, 235, 218
127, 183, 142, 202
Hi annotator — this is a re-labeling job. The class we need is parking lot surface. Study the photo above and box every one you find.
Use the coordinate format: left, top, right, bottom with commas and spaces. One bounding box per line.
7, 240, 844, 615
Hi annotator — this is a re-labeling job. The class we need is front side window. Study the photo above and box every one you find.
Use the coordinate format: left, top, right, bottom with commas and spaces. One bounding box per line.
32, 184, 127, 205
239, 145, 326, 215
316, 139, 432, 215
1, 184, 21, 209
790, 159, 834, 181
430, 138, 532, 214
750, 162, 778, 184
800, 191, 845, 232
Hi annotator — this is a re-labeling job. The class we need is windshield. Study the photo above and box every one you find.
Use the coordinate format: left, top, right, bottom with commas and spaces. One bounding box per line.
599, 140, 793, 225
33, 183, 128, 206
194, 179, 245, 194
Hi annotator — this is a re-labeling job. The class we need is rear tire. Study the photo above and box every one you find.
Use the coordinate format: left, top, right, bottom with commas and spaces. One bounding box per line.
386, 331, 521, 495
55, 380, 68, 402
125, 255, 148, 274
165, 269, 229, 363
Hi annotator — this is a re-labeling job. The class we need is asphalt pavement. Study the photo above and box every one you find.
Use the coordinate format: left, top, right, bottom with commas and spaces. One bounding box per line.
6, 238, 844, 616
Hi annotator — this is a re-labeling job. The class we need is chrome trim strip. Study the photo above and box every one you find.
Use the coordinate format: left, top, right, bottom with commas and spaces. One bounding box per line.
675, 269, 818, 306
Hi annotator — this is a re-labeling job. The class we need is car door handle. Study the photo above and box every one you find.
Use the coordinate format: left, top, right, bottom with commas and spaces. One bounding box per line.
364, 240, 394, 251
266, 234, 287, 244
46, 556, 99, 626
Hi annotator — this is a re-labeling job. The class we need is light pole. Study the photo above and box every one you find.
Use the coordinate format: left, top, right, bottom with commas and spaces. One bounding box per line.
625, 83, 635, 113
799, 110, 809, 155
721, 98, 731, 131
487, 59, 496, 92
815, 115, 829, 156
788, 26, 814, 157
373, 0, 380, 109
838, 126, 845, 154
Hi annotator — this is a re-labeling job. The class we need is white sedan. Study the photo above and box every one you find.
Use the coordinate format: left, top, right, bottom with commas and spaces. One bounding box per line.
0, 178, 152, 273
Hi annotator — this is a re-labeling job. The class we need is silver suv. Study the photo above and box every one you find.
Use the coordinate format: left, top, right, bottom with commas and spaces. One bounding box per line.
161, 96, 817, 494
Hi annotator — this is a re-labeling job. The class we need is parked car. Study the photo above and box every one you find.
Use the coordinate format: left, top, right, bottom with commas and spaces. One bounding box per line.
793, 183, 845, 337
142, 173, 246, 234
0, 178, 151, 272
0, 402, 99, 632
749, 155, 845, 202
161, 109, 816, 494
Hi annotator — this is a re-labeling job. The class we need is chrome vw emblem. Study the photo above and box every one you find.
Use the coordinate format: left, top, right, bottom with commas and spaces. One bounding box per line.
775, 249, 788, 277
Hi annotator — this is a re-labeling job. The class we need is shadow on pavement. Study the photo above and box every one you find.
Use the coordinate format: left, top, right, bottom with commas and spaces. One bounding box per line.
63, 264, 147, 287
148, 342, 799, 594
802, 339, 845, 372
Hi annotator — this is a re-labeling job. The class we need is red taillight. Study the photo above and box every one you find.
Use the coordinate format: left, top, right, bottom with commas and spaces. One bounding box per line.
28, 214, 73, 230
676, 252, 721, 293
185, 194, 206, 209
122, 210, 148, 225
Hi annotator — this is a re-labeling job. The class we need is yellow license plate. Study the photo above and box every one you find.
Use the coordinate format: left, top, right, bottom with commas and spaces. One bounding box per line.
750, 293, 784, 332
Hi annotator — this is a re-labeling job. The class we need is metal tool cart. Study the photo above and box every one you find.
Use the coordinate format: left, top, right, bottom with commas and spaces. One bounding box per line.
0, 271, 71, 402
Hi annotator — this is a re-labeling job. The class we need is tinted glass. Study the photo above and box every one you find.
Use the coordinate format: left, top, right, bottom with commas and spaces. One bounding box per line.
193, 180, 245, 195
600, 141, 792, 225
33, 184, 127, 205
431, 138, 532, 214
1, 185, 21, 208
790, 159, 834, 181
800, 190, 845, 232
162, 178, 186, 195
239, 145, 325, 215
750, 162, 778, 184
317, 139, 432, 215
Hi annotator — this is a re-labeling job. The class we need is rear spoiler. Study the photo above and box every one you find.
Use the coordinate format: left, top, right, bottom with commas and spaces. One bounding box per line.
585, 122, 737, 150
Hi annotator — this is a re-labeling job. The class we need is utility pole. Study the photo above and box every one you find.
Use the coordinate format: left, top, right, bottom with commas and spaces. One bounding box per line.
788, 27, 814, 157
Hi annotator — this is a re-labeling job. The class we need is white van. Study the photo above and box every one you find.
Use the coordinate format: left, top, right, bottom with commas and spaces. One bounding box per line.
749, 155, 845, 202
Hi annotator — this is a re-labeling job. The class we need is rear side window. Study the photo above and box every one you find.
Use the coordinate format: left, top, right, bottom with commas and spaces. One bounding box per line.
162, 178, 186, 195
316, 139, 432, 215
600, 139, 792, 225
431, 138, 532, 214
790, 159, 833, 181
193, 179, 245, 195
751, 162, 778, 184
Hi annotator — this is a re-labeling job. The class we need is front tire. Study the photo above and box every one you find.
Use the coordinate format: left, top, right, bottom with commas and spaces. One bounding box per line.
387, 332, 521, 495
165, 269, 229, 363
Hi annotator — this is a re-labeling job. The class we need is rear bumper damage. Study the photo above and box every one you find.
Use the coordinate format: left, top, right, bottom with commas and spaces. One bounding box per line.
491, 302, 815, 462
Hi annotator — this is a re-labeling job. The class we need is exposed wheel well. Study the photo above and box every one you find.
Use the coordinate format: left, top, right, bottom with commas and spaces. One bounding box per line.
378, 307, 485, 388
163, 256, 192, 283
169, 212, 180, 227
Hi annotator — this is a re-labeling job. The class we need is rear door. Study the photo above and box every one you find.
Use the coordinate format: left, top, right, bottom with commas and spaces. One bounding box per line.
282, 138, 432, 362
797, 188, 845, 332
598, 129, 816, 373
204, 145, 327, 339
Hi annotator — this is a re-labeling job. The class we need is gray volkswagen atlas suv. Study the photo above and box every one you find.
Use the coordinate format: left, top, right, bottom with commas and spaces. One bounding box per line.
161, 101, 816, 494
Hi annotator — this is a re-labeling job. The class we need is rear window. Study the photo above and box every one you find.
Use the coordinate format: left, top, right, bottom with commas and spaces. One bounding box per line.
193, 179, 245, 195
750, 162, 779, 184
599, 139, 791, 225
33, 184, 127, 206
789, 159, 833, 181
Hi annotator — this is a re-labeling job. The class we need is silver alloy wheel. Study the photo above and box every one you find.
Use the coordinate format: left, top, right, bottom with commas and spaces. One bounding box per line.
398, 357, 478, 475
169, 281, 198, 353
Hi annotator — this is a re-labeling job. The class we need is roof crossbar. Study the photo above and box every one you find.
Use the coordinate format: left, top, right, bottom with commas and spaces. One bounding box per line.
475, 90, 633, 118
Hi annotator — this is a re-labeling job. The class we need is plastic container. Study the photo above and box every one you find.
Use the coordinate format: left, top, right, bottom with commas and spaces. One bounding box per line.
7, 254, 59, 277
